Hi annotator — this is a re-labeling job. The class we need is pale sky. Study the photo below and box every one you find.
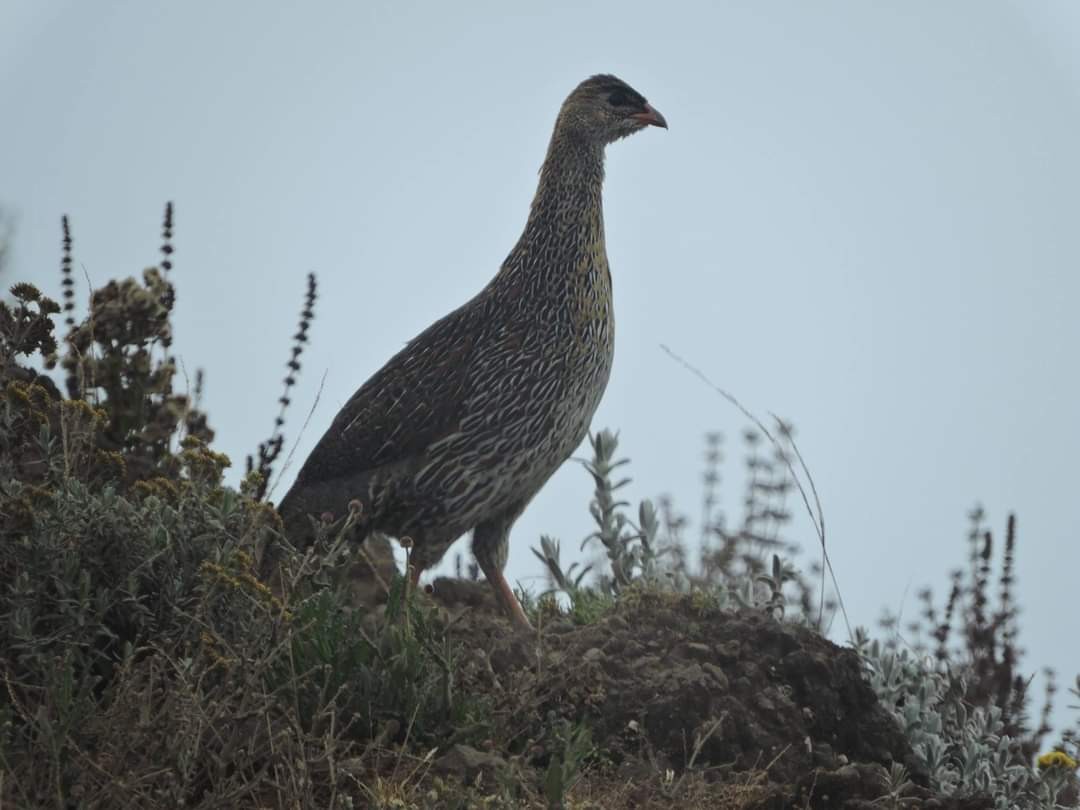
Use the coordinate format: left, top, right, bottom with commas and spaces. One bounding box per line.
3, 1, 1078, 736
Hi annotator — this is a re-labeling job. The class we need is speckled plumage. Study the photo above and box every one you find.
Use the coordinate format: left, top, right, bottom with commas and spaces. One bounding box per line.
278, 74, 665, 628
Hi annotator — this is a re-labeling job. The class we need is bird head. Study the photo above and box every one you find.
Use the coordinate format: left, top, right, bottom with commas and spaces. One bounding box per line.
556, 74, 667, 145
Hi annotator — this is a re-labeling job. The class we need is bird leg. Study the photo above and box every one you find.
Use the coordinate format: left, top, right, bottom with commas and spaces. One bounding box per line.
487, 567, 534, 631
472, 516, 534, 631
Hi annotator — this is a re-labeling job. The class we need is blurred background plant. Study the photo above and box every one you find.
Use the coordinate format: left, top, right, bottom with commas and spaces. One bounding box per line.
0, 206, 14, 280
531, 424, 836, 630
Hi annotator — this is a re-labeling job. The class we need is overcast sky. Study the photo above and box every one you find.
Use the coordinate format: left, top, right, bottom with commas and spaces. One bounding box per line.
3, 0, 1078, 735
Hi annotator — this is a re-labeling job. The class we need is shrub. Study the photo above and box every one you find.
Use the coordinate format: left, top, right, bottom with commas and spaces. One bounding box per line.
0, 209, 480, 808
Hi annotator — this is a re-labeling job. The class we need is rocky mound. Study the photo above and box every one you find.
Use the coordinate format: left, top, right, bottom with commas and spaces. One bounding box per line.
423, 579, 991, 809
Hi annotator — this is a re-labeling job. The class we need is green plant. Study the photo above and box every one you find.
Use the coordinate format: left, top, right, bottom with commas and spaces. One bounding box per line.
542, 717, 594, 810
283, 568, 484, 747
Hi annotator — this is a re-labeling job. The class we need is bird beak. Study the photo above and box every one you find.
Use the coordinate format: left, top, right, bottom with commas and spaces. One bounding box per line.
631, 103, 668, 129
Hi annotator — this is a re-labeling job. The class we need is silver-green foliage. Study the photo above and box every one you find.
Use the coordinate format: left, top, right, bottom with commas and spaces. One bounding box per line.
582, 429, 662, 591
531, 429, 663, 599
855, 631, 1072, 808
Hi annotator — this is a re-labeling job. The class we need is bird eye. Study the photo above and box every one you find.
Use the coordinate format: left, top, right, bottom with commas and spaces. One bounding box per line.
608, 90, 630, 107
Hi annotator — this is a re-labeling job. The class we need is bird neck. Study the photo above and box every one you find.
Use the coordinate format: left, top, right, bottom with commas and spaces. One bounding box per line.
509, 130, 607, 271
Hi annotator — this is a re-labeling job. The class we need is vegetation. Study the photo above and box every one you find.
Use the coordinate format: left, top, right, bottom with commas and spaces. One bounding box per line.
0, 207, 1077, 808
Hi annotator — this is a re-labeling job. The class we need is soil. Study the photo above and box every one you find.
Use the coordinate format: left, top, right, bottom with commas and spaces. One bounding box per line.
414, 576, 994, 810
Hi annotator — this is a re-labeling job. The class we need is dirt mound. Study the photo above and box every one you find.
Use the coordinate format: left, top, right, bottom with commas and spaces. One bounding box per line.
429, 579, 990, 809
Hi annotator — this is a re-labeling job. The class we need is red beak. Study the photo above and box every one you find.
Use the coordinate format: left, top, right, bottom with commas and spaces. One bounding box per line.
631, 102, 668, 129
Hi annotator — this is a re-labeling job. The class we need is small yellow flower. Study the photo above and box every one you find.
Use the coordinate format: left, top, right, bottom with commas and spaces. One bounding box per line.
1037, 751, 1078, 771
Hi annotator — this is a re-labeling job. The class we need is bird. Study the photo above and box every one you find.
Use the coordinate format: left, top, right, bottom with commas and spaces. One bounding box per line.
277, 74, 666, 629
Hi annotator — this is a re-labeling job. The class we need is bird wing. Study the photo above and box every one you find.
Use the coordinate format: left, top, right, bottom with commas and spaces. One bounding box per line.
290, 293, 488, 488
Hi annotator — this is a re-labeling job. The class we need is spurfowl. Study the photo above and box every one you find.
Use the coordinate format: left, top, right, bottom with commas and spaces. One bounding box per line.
278, 74, 666, 629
